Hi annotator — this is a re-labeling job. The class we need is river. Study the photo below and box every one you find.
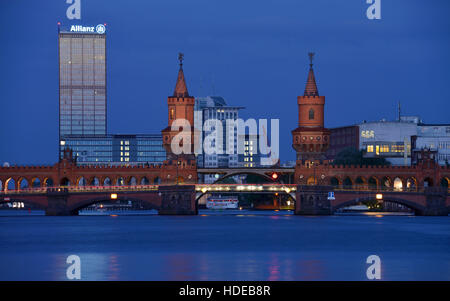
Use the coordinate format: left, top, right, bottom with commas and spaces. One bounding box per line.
0, 210, 448, 280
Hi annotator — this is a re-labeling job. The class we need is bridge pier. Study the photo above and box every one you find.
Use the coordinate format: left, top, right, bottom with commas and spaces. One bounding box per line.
158, 185, 197, 215
46, 188, 78, 216
295, 185, 333, 215
420, 187, 449, 216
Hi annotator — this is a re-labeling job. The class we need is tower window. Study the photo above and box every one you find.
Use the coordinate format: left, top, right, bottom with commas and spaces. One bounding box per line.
309, 108, 315, 120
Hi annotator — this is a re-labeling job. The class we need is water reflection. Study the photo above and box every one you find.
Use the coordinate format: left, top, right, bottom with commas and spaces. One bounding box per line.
0, 214, 448, 280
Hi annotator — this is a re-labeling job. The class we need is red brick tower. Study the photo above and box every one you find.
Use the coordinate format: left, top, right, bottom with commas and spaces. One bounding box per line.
161, 53, 197, 184
292, 53, 330, 164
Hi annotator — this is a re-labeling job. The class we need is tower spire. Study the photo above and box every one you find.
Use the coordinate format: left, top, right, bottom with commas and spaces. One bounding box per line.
173, 52, 189, 97
304, 52, 319, 97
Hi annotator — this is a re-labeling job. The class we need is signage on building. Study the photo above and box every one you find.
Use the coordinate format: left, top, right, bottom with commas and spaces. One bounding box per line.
361, 130, 375, 138
69, 24, 106, 34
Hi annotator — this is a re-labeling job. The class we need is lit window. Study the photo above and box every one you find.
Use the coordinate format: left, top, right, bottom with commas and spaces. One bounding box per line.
367, 145, 373, 152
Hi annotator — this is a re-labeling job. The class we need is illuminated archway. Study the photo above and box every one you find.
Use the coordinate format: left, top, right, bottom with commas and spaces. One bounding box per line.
43, 178, 54, 187
393, 177, 403, 191
5, 178, 16, 191
406, 177, 417, 190
440, 177, 449, 188
307, 176, 317, 185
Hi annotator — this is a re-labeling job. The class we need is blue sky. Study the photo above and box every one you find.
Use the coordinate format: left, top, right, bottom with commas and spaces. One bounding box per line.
0, 0, 449, 164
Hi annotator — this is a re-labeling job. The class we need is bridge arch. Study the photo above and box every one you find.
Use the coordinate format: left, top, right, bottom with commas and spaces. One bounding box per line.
355, 176, 366, 189
213, 171, 274, 184
393, 177, 403, 190
43, 178, 54, 187
406, 177, 417, 190
329, 176, 340, 188
127, 176, 137, 186
102, 177, 112, 186
115, 177, 125, 186
381, 176, 392, 188
18, 177, 30, 190
31, 177, 41, 188
343, 177, 353, 189
368, 176, 378, 189
140, 176, 149, 185
68, 196, 160, 213
60, 177, 71, 186
5, 178, 17, 191
88, 177, 100, 186
194, 189, 296, 204
333, 196, 426, 215
77, 177, 87, 187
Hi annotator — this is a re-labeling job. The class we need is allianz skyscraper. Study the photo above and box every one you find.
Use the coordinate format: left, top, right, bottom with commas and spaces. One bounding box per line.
58, 24, 165, 165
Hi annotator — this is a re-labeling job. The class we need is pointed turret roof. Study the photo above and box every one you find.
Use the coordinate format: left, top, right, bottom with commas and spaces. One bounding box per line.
173, 53, 190, 98
304, 52, 319, 97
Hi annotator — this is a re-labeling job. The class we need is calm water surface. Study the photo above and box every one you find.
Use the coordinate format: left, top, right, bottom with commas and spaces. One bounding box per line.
0, 210, 449, 280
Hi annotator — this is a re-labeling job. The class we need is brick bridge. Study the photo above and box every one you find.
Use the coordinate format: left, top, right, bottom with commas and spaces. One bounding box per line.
0, 183, 448, 216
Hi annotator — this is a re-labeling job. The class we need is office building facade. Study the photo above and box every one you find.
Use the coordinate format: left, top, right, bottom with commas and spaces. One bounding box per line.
60, 134, 166, 165
58, 25, 107, 143
194, 96, 243, 168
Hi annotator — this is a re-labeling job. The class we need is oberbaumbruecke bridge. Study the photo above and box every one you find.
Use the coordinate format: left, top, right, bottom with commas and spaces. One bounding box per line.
0, 183, 449, 216
1, 55, 449, 216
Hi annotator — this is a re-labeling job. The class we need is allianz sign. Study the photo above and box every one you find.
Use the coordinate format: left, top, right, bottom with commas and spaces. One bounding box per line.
70, 24, 106, 34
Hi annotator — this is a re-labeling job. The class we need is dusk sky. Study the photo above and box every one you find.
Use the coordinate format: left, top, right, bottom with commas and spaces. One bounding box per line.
1, 0, 449, 165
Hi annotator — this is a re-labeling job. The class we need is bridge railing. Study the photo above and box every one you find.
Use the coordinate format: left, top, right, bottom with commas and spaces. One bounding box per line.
195, 183, 298, 193
0, 184, 447, 195
0, 185, 159, 195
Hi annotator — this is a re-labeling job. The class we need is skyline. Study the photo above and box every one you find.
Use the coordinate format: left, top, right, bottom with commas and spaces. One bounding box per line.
1, 0, 450, 165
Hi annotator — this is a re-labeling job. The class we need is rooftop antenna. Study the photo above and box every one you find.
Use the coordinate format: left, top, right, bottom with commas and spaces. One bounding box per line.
398, 101, 401, 121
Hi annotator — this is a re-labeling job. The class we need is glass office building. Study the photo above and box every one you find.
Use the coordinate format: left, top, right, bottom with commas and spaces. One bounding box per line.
60, 134, 166, 165
59, 26, 107, 140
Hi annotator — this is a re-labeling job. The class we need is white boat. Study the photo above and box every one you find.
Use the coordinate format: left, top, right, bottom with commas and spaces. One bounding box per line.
206, 196, 239, 209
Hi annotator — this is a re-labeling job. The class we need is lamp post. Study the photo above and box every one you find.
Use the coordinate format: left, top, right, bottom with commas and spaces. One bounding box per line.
176, 155, 181, 185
